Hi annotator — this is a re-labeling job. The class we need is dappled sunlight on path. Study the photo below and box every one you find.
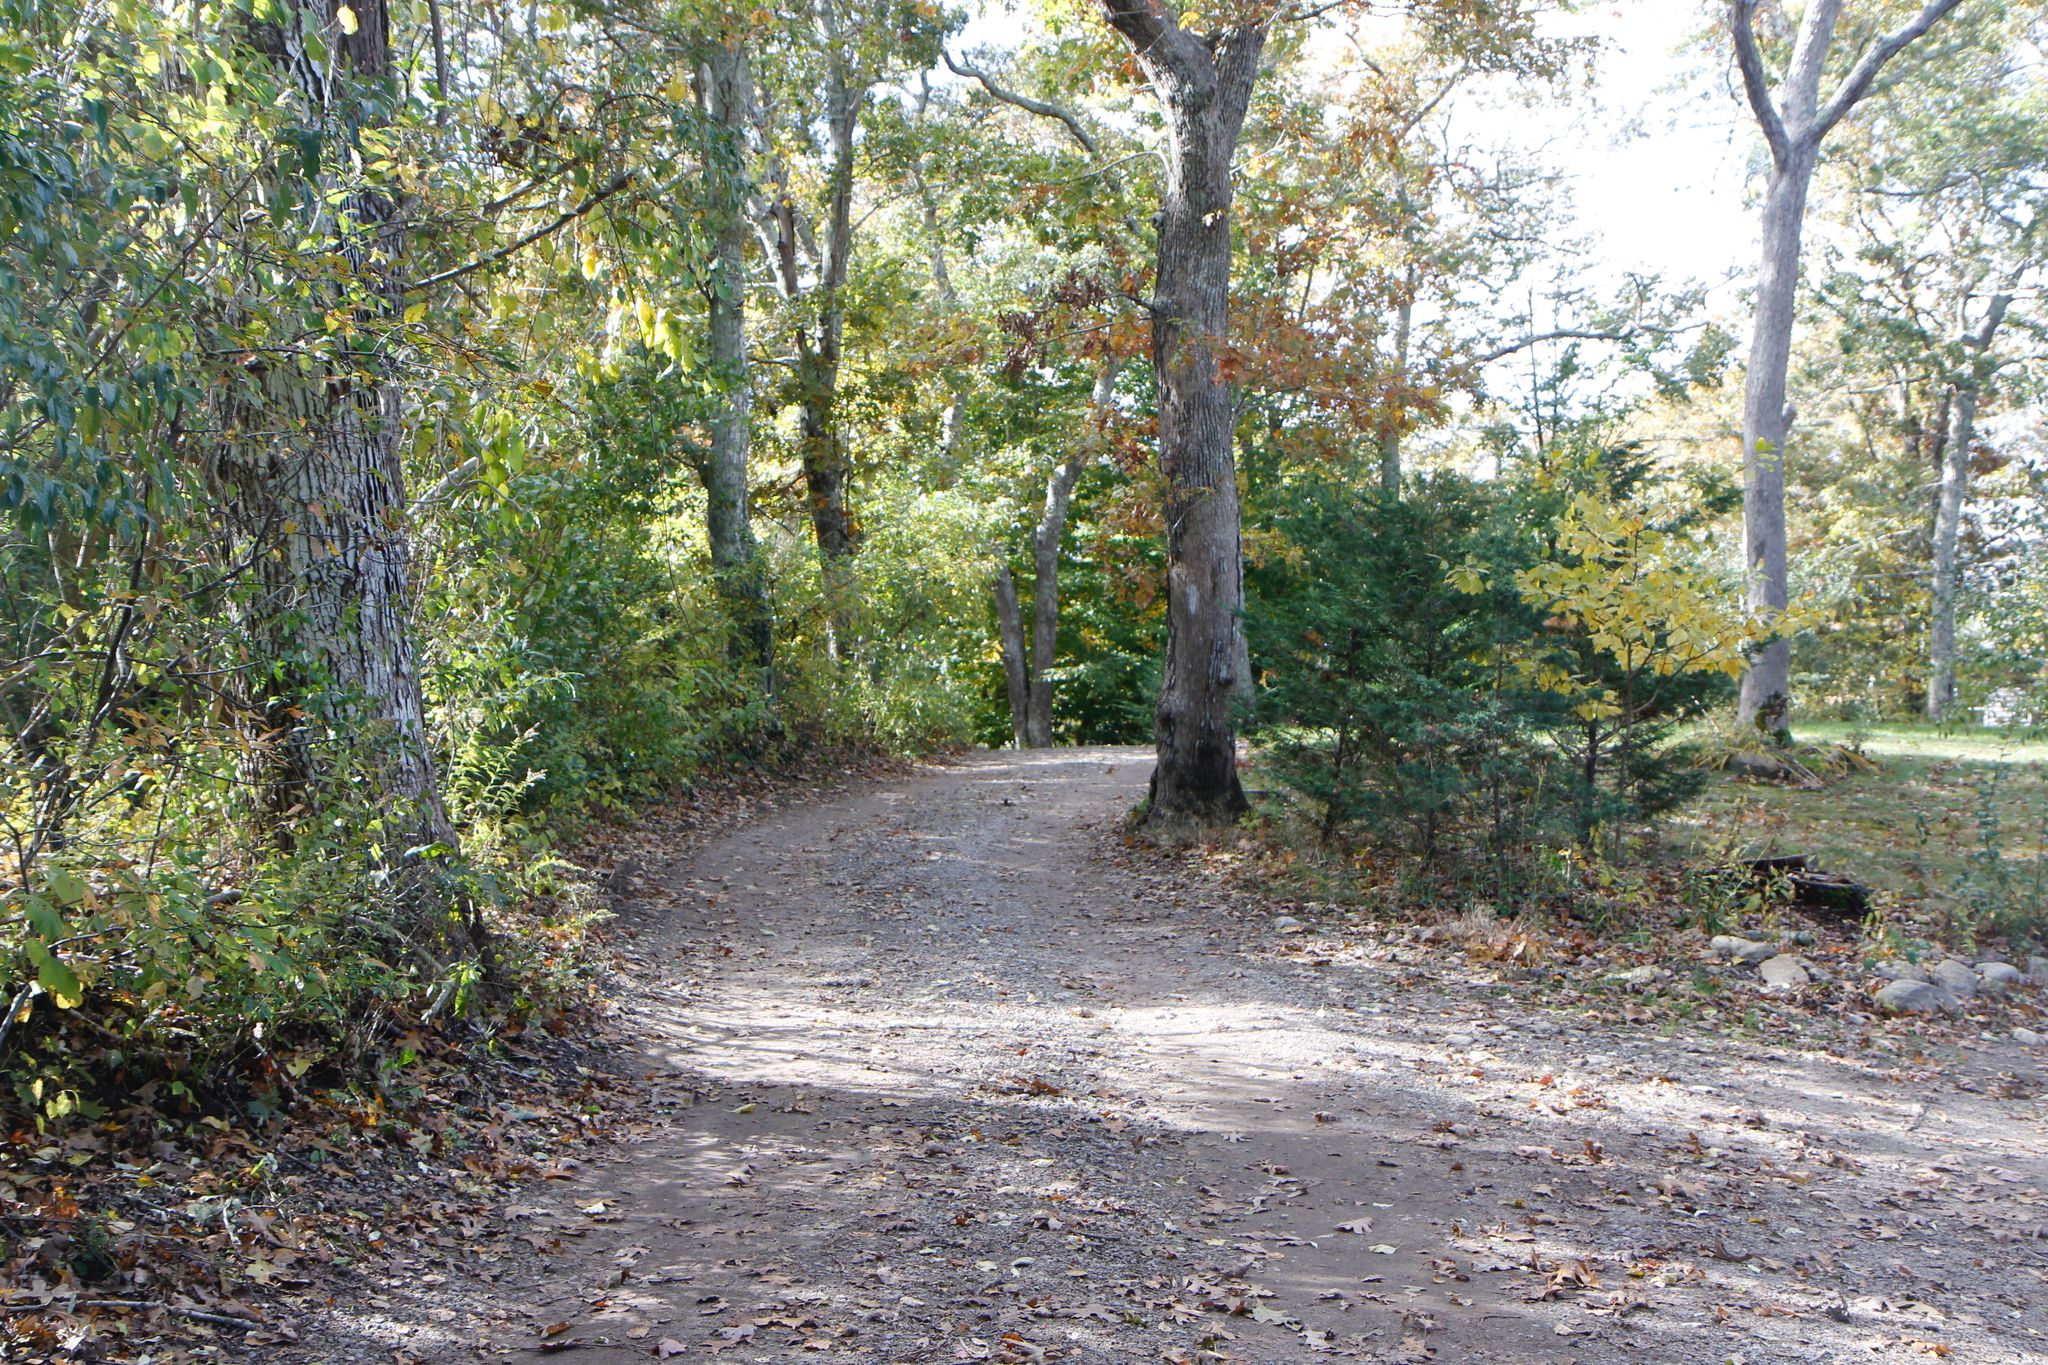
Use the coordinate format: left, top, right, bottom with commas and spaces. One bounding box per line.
312, 748, 2048, 1365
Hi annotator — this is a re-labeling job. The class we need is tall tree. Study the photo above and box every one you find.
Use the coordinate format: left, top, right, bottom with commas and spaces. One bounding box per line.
1096, 0, 1267, 823
994, 358, 1125, 747
747, 0, 940, 657
1728, 0, 1963, 739
207, 0, 454, 862
696, 35, 774, 678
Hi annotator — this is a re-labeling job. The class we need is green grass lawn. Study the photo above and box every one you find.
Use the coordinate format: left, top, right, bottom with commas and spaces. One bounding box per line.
1671, 721, 2048, 946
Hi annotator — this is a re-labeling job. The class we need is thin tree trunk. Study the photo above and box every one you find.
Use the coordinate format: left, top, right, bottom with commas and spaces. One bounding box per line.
992, 564, 1028, 748
1379, 270, 1414, 497
697, 40, 773, 680
907, 150, 968, 456
1736, 142, 1814, 739
1728, 0, 1963, 740
1098, 1, 1264, 824
1019, 359, 1122, 747
1928, 294, 2011, 722
210, 0, 453, 865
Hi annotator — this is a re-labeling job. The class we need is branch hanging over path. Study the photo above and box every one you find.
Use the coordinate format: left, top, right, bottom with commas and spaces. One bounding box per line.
401, 170, 635, 293
942, 49, 1101, 158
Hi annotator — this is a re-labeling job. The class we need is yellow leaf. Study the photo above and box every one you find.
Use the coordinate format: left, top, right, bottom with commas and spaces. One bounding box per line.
336, 4, 358, 33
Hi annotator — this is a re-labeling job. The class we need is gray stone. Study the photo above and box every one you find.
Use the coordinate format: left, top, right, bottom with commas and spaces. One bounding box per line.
1931, 959, 1980, 1000
2013, 1027, 2043, 1046
1710, 935, 1776, 965
1977, 961, 2024, 994
1872, 959, 1930, 984
1609, 965, 1660, 990
1875, 979, 1955, 1014
2029, 956, 2048, 983
1272, 915, 1305, 933
1759, 954, 1810, 992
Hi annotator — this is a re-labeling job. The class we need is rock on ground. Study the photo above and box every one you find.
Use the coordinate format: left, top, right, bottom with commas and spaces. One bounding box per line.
1758, 954, 1809, 992
1874, 978, 1956, 1014
1977, 961, 2024, 993
1932, 958, 1982, 999
1709, 935, 1775, 964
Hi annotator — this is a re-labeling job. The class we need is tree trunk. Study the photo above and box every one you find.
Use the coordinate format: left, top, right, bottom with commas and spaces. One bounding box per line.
1097, 1, 1264, 824
1735, 143, 1814, 740
1021, 359, 1123, 747
209, 0, 452, 863
796, 59, 862, 654
1926, 381, 1975, 724
1024, 457, 1082, 748
1927, 294, 2011, 722
1728, 0, 1963, 740
1378, 269, 1415, 497
697, 40, 773, 680
992, 563, 1028, 749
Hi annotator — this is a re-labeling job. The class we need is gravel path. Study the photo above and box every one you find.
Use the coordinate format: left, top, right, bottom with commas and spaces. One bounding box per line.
319, 747, 2048, 1364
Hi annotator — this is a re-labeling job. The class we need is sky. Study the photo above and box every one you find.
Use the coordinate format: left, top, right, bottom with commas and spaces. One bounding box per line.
955, 0, 1768, 310
1461, 1, 1760, 303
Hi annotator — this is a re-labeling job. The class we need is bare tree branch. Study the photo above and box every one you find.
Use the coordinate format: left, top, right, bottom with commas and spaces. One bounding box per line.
1731, 0, 1791, 166
402, 170, 635, 293
1810, 0, 1966, 140
1473, 327, 1644, 365
942, 49, 1100, 158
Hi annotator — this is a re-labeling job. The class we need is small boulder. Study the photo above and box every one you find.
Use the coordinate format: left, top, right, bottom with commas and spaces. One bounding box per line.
1931, 959, 1980, 1000
1875, 979, 1954, 1015
1710, 935, 1775, 964
1609, 965, 1660, 990
1759, 954, 1810, 992
2029, 956, 2048, 983
1872, 959, 1930, 984
2012, 1026, 2043, 1046
1977, 961, 2024, 994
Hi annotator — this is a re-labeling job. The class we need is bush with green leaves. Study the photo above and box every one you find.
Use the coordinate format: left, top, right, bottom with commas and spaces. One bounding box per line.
1246, 449, 1746, 900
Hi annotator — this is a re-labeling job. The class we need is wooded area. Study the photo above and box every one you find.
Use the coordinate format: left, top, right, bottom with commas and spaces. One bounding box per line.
3, 0, 2046, 1358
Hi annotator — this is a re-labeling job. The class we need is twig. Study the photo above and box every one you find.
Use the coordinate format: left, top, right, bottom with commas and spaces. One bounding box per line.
0, 1299, 263, 1328
0, 984, 32, 1056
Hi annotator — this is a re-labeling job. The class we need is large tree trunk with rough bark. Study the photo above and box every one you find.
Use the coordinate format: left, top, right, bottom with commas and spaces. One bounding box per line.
1728, 0, 1963, 742
797, 61, 862, 655
697, 41, 773, 680
209, 0, 452, 864
1098, 0, 1263, 824
1927, 294, 2011, 722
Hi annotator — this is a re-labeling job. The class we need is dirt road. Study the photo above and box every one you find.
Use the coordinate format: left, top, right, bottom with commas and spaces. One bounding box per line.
320, 748, 2048, 1364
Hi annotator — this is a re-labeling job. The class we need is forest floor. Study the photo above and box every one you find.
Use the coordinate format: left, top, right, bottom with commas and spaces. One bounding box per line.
288, 747, 2046, 1365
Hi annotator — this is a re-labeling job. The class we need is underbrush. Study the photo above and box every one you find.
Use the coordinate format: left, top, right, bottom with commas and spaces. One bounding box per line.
1236, 719, 2047, 981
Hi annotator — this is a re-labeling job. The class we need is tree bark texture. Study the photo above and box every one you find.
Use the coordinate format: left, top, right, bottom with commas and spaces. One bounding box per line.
992, 563, 1029, 749
1728, 0, 1963, 740
797, 55, 863, 652
697, 40, 774, 679
1378, 273, 1415, 497
210, 0, 451, 856
1927, 294, 2011, 722
1736, 141, 1814, 739
1097, 0, 1263, 823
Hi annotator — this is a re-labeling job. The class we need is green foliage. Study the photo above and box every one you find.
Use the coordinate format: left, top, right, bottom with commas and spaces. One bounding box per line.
1247, 445, 1746, 899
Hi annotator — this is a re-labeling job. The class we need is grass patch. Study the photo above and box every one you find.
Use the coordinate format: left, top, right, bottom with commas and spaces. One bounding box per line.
1672, 721, 2048, 948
